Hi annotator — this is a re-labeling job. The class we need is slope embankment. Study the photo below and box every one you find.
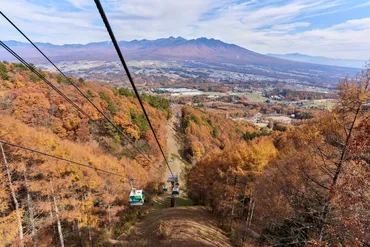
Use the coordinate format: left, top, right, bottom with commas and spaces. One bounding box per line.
118, 206, 233, 247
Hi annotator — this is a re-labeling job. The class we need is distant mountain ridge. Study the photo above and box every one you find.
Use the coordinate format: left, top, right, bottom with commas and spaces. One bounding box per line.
4, 36, 237, 48
3, 37, 357, 69
1, 37, 294, 66
267, 53, 365, 69
1, 37, 360, 85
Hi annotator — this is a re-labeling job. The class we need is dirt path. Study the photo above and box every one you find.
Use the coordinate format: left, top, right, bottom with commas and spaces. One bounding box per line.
164, 108, 186, 186
118, 206, 233, 247
116, 107, 233, 246
154, 106, 190, 208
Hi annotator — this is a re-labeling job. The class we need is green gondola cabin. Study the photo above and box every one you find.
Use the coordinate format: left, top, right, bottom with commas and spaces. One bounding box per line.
129, 188, 145, 206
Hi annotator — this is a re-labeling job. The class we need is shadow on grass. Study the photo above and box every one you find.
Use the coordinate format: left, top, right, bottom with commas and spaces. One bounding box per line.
175, 196, 193, 207
153, 195, 193, 209
153, 196, 171, 209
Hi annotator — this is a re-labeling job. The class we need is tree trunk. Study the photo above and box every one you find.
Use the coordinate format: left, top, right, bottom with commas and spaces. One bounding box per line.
246, 197, 251, 228
245, 190, 254, 230
1, 144, 24, 247
242, 183, 249, 242
85, 191, 93, 247
248, 198, 255, 227
319, 76, 369, 240
241, 182, 248, 217
24, 173, 36, 247
47, 193, 57, 240
170, 196, 175, 207
75, 218, 83, 247
50, 181, 64, 247
88, 224, 93, 247
107, 205, 111, 229
230, 175, 237, 229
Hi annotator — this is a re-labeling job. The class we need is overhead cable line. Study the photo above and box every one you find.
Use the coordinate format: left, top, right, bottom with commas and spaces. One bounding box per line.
94, 0, 174, 178
0, 41, 90, 119
0, 41, 154, 168
0, 11, 153, 164
0, 139, 125, 178
0, 42, 163, 173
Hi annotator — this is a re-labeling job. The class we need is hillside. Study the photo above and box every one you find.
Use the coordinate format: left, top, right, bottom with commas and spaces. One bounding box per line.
0, 61, 171, 246
180, 105, 258, 161
0, 59, 369, 247
184, 70, 370, 246
0, 61, 170, 161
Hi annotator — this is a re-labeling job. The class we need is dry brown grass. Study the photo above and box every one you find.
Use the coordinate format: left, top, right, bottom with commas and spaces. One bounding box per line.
157, 220, 173, 238
118, 206, 233, 247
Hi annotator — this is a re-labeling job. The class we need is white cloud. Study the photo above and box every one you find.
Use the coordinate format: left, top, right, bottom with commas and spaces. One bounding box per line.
330, 18, 370, 30
271, 22, 311, 31
0, 0, 106, 44
105, 0, 223, 40
66, 0, 91, 9
252, 18, 370, 60
350, 1, 370, 9
0, 0, 369, 60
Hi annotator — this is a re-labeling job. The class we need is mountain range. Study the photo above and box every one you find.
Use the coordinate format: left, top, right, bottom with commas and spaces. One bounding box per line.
2, 37, 289, 65
0, 37, 360, 85
267, 53, 366, 69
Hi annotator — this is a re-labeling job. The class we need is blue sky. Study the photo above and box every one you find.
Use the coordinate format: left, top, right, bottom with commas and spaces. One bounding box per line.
1, 0, 370, 59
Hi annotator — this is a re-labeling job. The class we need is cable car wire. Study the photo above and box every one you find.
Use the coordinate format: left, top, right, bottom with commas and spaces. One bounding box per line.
0, 40, 157, 167
94, 0, 174, 178
0, 11, 153, 164
0, 139, 125, 178
0, 41, 90, 119
0, 140, 151, 183
0, 41, 164, 173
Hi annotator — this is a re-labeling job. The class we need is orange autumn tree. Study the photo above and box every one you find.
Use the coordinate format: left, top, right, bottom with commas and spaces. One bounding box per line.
255, 67, 370, 246
187, 137, 277, 239
0, 61, 169, 164
180, 105, 258, 161
0, 61, 169, 246
186, 66, 370, 247
0, 115, 155, 246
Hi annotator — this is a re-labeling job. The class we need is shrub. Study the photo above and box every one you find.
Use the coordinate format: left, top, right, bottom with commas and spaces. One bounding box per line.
142, 94, 170, 111
130, 111, 149, 134
29, 73, 41, 82
118, 87, 134, 97
86, 89, 95, 99
296, 111, 314, 119
243, 129, 269, 141
273, 122, 288, 132
99, 91, 118, 115
157, 220, 172, 238
12, 62, 27, 71
0, 63, 9, 80
56, 74, 64, 84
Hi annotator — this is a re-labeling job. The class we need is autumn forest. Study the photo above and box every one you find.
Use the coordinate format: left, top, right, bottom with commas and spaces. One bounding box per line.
0, 60, 369, 247
0, 61, 170, 246
185, 69, 370, 246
